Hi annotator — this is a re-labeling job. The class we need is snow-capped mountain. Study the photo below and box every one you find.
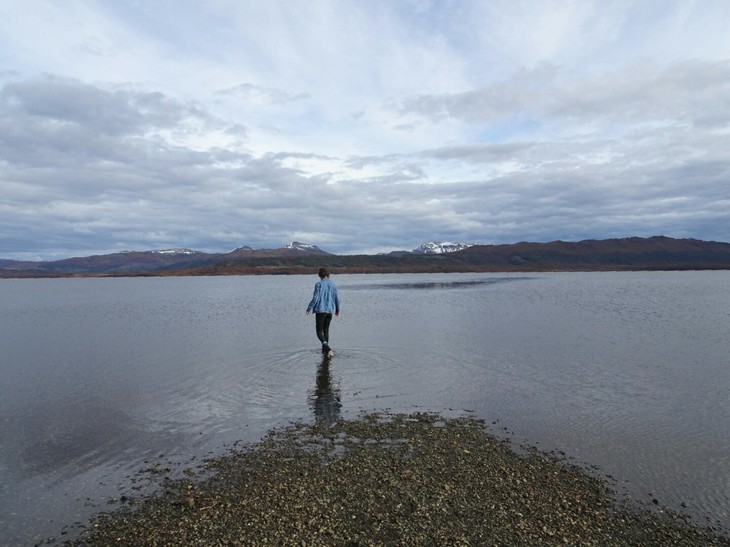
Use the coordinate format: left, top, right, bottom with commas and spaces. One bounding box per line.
412, 242, 474, 254
286, 241, 327, 253
229, 245, 254, 253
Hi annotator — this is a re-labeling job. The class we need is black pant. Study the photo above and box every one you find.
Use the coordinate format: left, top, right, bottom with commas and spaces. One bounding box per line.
315, 313, 333, 345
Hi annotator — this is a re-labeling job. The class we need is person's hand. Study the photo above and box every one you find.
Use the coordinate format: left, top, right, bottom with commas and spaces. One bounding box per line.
335, 311, 340, 317
306, 310, 310, 315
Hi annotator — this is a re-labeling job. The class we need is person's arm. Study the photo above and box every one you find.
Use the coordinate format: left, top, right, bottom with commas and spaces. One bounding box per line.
306, 282, 321, 314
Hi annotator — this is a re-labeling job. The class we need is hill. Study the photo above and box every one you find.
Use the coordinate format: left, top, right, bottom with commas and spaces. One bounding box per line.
0, 242, 331, 277
173, 236, 730, 276
2, 237, 729, 278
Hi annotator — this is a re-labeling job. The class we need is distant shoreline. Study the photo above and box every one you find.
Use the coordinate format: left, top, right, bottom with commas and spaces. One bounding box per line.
4, 236, 730, 278
3, 264, 730, 279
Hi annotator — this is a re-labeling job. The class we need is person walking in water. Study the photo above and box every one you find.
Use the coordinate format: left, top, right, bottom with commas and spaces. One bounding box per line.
306, 268, 340, 356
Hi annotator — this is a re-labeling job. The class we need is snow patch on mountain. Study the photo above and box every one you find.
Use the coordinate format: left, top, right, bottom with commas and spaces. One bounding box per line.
150, 248, 198, 255
286, 241, 325, 253
413, 242, 474, 254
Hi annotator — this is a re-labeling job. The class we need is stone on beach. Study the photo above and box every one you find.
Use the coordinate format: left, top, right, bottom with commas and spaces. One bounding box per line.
69, 412, 729, 546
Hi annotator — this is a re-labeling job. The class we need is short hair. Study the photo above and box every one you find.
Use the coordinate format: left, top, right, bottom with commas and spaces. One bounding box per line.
318, 267, 329, 278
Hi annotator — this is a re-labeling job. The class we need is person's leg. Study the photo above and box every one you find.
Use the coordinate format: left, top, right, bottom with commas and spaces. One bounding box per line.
322, 313, 333, 346
315, 313, 328, 344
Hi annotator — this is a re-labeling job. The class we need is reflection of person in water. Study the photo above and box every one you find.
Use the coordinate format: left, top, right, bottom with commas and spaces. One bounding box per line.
312, 357, 341, 426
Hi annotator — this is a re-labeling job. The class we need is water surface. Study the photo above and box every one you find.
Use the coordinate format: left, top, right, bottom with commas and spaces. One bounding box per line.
0, 271, 728, 544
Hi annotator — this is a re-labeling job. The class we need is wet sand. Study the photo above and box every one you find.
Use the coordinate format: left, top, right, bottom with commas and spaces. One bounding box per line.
68, 413, 728, 546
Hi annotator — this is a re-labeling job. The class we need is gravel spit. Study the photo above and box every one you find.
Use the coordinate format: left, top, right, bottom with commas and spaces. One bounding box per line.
68, 412, 729, 546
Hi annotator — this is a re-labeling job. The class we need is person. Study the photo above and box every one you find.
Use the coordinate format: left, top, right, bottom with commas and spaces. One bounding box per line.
306, 267, 340, 355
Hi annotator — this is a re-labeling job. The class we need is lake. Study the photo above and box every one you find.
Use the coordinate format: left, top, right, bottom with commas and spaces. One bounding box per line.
1, 271, 728, 544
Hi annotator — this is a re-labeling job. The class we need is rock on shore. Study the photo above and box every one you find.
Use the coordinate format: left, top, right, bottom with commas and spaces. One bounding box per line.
69, 413, 728, 546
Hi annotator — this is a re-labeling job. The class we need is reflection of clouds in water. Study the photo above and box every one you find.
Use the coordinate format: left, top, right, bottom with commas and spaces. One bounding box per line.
7, 396, 136, 477
311, 357, 341, 426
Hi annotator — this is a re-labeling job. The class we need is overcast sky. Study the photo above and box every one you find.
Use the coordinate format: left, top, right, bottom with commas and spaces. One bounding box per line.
1, 0, 729, 260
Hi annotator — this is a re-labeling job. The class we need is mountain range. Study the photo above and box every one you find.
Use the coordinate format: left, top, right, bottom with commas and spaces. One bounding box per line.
0, 241, 330, 276
1, 237, 729, 278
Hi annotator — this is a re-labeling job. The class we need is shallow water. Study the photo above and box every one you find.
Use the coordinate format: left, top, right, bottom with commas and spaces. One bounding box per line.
0, 272, 728, 544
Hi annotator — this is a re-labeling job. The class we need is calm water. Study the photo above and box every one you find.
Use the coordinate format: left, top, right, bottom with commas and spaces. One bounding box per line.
1, 271, 728, 544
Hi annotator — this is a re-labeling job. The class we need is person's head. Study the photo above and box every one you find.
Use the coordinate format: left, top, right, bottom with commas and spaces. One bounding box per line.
318, 267, 329, 279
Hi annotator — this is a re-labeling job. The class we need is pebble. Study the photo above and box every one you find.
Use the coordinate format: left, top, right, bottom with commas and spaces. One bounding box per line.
67, 412, 729, 546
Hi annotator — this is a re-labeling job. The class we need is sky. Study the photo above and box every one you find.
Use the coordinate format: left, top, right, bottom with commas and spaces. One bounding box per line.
1, 0, 729, 260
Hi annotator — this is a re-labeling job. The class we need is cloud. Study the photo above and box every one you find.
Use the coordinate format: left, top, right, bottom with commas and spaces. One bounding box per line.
0, 76, 238, 163
216, 83, 310, 106
1, 1, 730, 260
391, 60, 730, 133
0, 77, 261, 257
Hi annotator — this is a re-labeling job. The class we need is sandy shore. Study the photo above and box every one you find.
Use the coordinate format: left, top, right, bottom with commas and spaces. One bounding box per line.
68, 412, 728, 546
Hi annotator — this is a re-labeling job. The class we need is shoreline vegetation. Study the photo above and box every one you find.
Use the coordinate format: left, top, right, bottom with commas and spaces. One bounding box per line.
68, 413, 728, 546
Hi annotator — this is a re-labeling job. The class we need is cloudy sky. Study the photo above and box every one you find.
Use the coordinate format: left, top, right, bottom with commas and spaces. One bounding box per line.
1, 0, 729, 260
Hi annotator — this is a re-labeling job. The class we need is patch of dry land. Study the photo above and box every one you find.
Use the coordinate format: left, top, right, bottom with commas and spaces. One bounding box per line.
69, 413, 728, 546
